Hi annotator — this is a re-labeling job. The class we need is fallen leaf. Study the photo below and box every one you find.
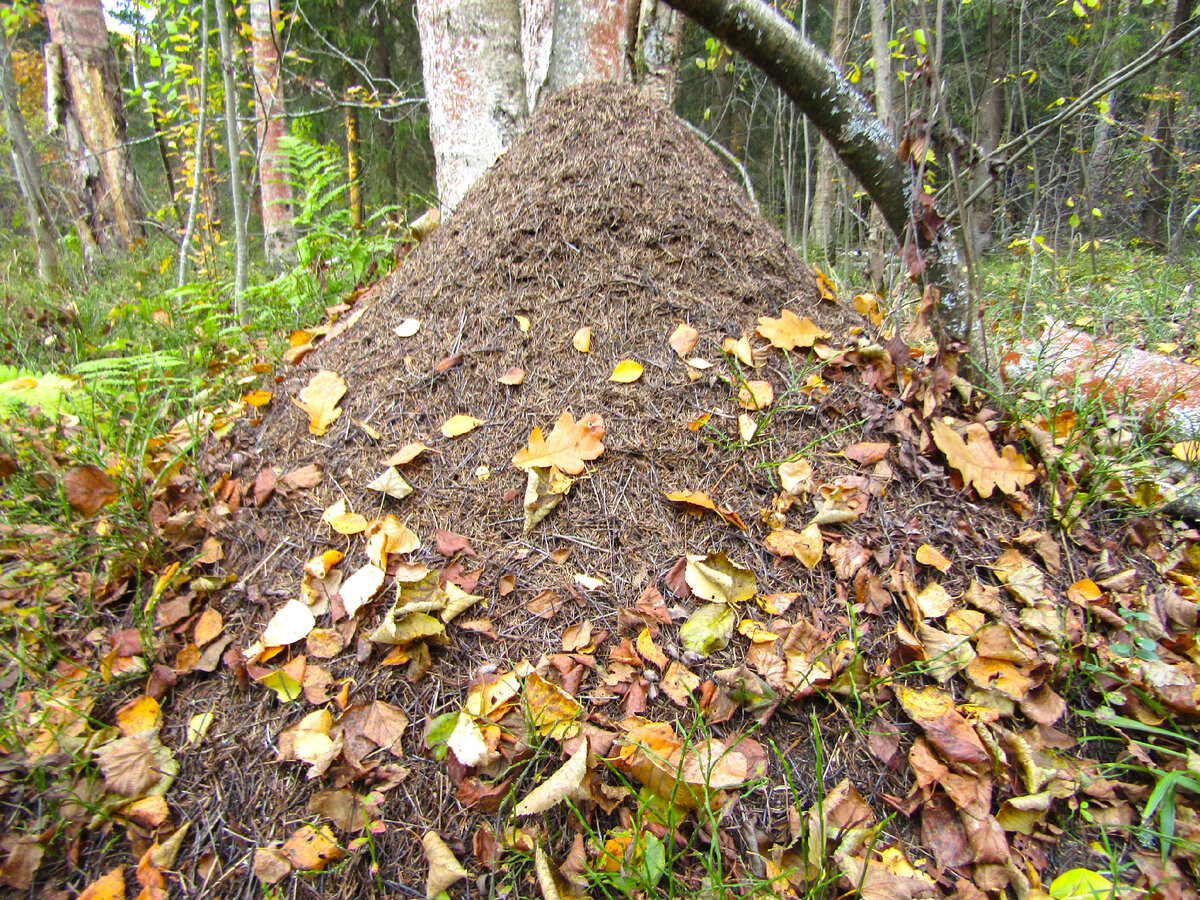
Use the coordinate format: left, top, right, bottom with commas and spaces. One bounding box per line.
779, 458, 814, 494
194, 606, 224, 646
525, 671, 581, 739
367, 468, 413, 500
524, 466, 575, 532
737, 380, 774, 409
253, 849, 290, 884
515, 738, 589, 815
498, 366, 526, 385
423, 831, 470, 899
384, 442, 432, 466
669, 323, 699, 357
280, 463, 322, 490
916, 544, 953, 573
395, 317, 421, 337
764, 525, 822, 568
685, 552, 756, 603
680, 603, 735, 657
292, 370, 346, 436
0, 835, 44, 890
513, 412, 605, 475
441, 415, 484, 438
187, 711, 215, 745
64, 465, 119, 516
843, 441, 890, 465
77, 867, 126, 900
280, 824, 343, 872
931, 418, 1037, 499
116, 696, 162, 736
262, 599, 316, 647
309, 789, 380, 832
277, 709, 337, 771
328, 512, 369, 535
435, 529, 476, 556
895, 685, 990, 772
609, 360, 644, 383
663, 489, 746, 529
572, 327, 592, 352
1048, 869, 1114, 900
94, 730, 177, 797
756, 309, 831, 351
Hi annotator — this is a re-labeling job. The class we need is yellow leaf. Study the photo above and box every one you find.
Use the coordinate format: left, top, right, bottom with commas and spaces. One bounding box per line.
328, 512, 369, 535
669, 323, 699, 357
812, 265, 839, 301
738, 413, 756, 442
524, 465, 575, 533
931, 418, 1037, 498
572, 327, 592, 352
636, 628, 670, 668
512, 412, 606, 475
723, 334, 754, 366
384, 442, 431, 466
610, 359, 644, 383
423, 831, 470, 900
291, 370, 346, 436
755, 309, 831, 351
763, 525, 822, 569
685, 552, 756, 603
737, 380, 774, 409
515, 315, 531, 333
1172, 441, 1200, 462
262, 599, 316, 647
514, 738, 589, 815
738, 619, 779, 643
242, 389, 273, 407
441, 415, 484, 438
281, 824, 343, 872
276, 709, 335, 766
915, 543, 952, 573
663, 489, 746, 529
187, 711, 214, 745
116, 696, 162, 736
366, 467, 413, 500
525, 671, 581, 739
259, 659, 305, 703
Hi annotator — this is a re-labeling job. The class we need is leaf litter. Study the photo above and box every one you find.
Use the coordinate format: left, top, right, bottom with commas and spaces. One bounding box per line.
7, 82, 1200, 900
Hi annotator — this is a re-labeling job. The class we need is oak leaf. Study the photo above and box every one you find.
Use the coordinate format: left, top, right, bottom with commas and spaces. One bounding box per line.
512, 412, 605, 475
931, 418, 1036, 499
292, 370, 346, 436
755, 309, 830, 351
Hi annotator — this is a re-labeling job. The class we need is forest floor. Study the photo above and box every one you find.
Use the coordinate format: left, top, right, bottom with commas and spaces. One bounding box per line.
3, 84, 1200, 900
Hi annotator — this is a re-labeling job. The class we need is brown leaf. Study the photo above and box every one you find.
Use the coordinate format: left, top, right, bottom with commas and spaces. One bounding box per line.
253, 467, 277, 505
63, 465, 119, 516
94, 731, 176, 797
843, 441, 890, 465
498, 366, 525, 385
527, 590, 566, 619
0, 836, 44, 890
423, 831, 469, 899
512, 412, 605, 474
662, 489, 746, 530
253, 849, 291, 884
292, 370, 346, 436
896, 685, 990, 773
931, 418, 1037, 499
669, 323, 699, 357
279, 463, 322, 490
435, 530, 476, 556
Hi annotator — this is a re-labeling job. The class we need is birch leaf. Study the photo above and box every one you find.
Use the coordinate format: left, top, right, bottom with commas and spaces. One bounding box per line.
684, 552, 756, 603
679, 603, 735, 657
609, 360, 643, 383
339, 564, 386, 617
262, 600, 316, 647
669, 323, 699, 357
514, 738, 589, 815
441, 415, 484, 438
367, 468, 413, 500
423, 832, 469, 900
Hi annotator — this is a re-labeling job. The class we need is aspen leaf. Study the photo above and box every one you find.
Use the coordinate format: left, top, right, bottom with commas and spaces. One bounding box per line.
262, 600, 316, 647
63, 465, 119, 516
394, 317, 420, 337
366, 467, 413, 500
442, 582, 483, 623
498, 366, 525, 385
116, 696, 161, 736
609, 359, 643, 383
669, 323, 699, 357
441, 415, 483, 438
764, 524, 822, 568
915, 544, 952, 573
525, 671, 581, 739
514, 738, 589, 815
423, 831, 469, 900
384, 442, 431, 466
755, 309, 830, 350
513, 412, 605, 474
328, 512, 369, 535
292, 370, 346, 436
684, 552, 756, 603
572, 327, 592, 352
737, 380, 774, 409
259, 657, 306, 702
680, 603, 735, 657
280, 824, 343, 872
242, 389, 272, 407
931, 418, 1037, 498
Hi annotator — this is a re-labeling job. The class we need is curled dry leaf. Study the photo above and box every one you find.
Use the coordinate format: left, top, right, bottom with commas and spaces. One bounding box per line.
685, 552, 756, 604
514, 738, 589, 815
662, 489, 745, 530
262, 599, 316, 647
63, 465, 119, 516
609, 359, 644, 383
513, 412, 605, 475
755, 309, 831, 351
524, 466, 575, 533
292, 370, 346, 436
441, 415, 484, 438
423, 831, 470, 900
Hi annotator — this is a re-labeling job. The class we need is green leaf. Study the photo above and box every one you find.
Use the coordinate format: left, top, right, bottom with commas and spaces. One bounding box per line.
1048, 869, 1112, 899
680, 603, 735, 657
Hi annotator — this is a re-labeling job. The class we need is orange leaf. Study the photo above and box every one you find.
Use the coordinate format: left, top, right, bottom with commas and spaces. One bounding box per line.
668, 323, 699, 357
755, 309, 831, 351
736, 380, 774, 409
931, 419, 1037, 499
915, 544, 952, 573
512, 412, 605, 475
662, 489, 745, 530
572, 327, 592, 352
78, 867, 126, 900
63, 465, 119, 516
291, 370, 346, 436
842, 441, 890, 465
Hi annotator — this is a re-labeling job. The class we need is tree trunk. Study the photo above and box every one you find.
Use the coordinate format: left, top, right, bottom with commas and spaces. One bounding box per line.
177, 0, 211, 288
418, 0, 527, 212
0, 30, 61, 283
633, 0, 680, 105
1141, 0, 1194, 246
43, 0, 144, 252
663, 0, 974, 348
214, 0, 248, 305
809, 0, 850, 252
522, 0, 630, 110
966, 2, 1008, 258
345, 97, 363, 230
866, 0, 892, 289
250, 0, 296, 264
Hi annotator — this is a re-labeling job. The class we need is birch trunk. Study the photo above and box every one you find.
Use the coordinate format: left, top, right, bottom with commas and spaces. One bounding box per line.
633, 0, 680, 105
214, 0, 248, 304
418, 0, 527, 212
866, 0, 892, 288
250, 0, 296, 264
43, 0, 144, 251
0, 29, 61, 282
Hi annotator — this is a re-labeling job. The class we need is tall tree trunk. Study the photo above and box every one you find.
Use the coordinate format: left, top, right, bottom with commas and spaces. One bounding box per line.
43, 0, 144, 251
418, 0, 527, 212
214, 0, 248, 305
345, 96, 363, 229
809, 0, 850, 252
177, 0, 210, 288
250, 0, 296, 264
0, 29, 61, 283
633, 0, 680, 105
866, 0, 892, 289
1141, 0, 1194, 246
522, 0, 630, 110
966, 1, 1008, 258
